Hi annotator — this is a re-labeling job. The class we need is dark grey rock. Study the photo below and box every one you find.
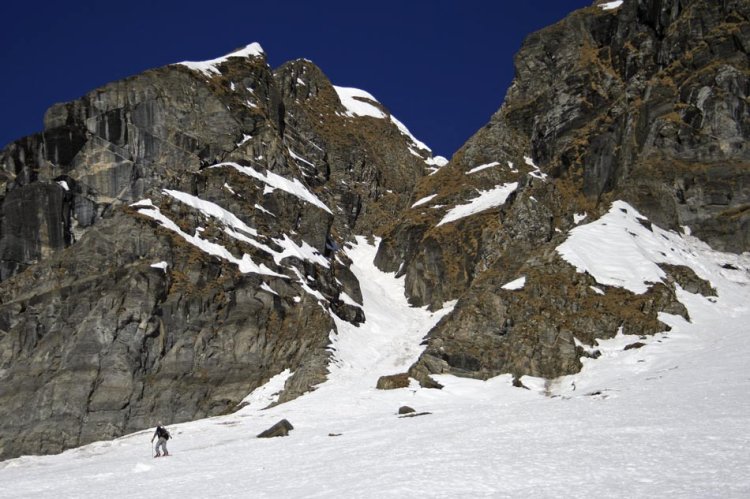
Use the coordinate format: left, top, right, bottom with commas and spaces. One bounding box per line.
624, 342, 646, 351
257, 419, 294, 438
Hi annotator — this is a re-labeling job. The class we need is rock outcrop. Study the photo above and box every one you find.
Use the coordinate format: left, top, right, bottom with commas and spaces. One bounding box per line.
0, 44, 440, 459
257, 419, 294, 438
375, 0, 750, 385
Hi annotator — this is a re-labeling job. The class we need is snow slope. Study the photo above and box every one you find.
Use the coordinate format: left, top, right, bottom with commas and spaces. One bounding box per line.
2, 222, 750, 498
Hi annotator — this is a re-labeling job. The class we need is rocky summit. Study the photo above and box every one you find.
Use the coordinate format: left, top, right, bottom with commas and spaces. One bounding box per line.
1, 0, 748, 460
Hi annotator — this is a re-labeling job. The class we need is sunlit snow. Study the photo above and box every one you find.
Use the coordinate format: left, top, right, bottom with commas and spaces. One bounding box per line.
150, 261, 168, 272
211, 162, 332, 214
426, 155, 448, 168
600, 0, 624, 10
333, 86, 385, 119
466, 161, 500, 175
2, 233, 750, 497
176, 43, 265, 77
501, 276, 526, 290
411, 194, 437, 208
163, 189, 259, 237
437, 182, 518, 226
557, 200, 715, 294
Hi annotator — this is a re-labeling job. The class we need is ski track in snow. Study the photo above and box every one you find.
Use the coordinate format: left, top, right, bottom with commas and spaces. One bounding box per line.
2, 228, 750, 498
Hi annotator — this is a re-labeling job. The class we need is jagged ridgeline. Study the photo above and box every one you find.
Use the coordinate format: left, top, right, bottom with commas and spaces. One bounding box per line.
1, 0, 749, 461
0, 43, 446, 459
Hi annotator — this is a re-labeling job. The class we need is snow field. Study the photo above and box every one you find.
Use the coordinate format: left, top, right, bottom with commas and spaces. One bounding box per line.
2, 217, 750, 498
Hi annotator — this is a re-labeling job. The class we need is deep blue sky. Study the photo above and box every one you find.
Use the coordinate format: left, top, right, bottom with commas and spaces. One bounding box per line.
1, 0, 591, 158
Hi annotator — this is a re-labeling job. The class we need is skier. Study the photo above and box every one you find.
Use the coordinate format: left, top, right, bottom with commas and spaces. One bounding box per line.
151, 421, 171, 457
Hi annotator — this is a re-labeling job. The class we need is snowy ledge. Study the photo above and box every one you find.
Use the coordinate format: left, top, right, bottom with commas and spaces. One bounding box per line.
501, 276, 526, 290
599, 0, 624, 10
437, 182, 518, 227
176, 42, 265, 77
211, 162, 332, 214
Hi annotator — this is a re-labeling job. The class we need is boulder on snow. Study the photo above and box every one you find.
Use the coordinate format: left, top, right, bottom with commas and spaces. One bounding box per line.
257, 419, 294, 438
376, 373, 411, 390
398, 406, 415, 415
624, 342, 646, 351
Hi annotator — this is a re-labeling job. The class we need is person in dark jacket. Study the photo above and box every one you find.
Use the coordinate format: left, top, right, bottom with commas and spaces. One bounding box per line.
151, 421, 171, 457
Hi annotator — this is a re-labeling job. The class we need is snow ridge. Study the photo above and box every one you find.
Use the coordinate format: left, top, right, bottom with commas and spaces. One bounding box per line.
333, 86, 385, 119
176, 43, 265, 77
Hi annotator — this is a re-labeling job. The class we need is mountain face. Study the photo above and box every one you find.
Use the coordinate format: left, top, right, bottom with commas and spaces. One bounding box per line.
376, 0, 749, 386
0, 44, 440, 459
1, 0, 748, 460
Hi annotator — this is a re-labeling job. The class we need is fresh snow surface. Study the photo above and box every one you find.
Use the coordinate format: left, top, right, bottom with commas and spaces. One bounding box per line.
466, 161, 500, 175
426, 155, 448, 168
239, 369, 293, 410
212, 162, 332, 214
558, 200, 722, 294
333, 86, 386, 119
150, 261, 168, 272
437, 182, 518, 226
164, 189, 259, 237
3, 234, 750, 498
501, 276, 526, 290
600, 0, 624, 9
176, 43, 264, 77
411, 194, 437, 208
271, 234, 329, 268
129, 199, 154, 209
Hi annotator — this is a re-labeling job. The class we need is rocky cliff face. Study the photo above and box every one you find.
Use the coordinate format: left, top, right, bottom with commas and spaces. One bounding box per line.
0, 44, 440, 459
375, 0, 748, 385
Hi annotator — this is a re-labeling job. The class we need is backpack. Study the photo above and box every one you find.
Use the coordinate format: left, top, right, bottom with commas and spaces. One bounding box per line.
157, 426, 170, 440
